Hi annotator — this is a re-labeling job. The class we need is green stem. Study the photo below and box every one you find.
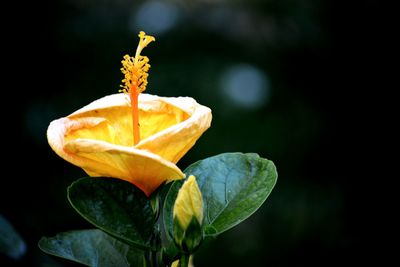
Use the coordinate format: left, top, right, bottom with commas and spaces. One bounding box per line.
144, 249, 160, 267
178, 254, 190, 267
144, 250, 152, 267
151, 250, 158, 267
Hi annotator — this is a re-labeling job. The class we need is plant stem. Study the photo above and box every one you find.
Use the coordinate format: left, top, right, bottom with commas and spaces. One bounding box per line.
153, 250, 160, 267
144, 250, 158, 267
178, 254, 190, 267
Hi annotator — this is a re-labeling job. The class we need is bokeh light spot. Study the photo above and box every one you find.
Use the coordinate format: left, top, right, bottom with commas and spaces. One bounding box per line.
220, 64, 270, 109
132, 1, 179, 35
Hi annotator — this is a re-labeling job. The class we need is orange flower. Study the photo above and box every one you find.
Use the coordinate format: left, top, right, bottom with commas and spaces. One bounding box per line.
47, 31, 212, 196
47, 93, 212, 196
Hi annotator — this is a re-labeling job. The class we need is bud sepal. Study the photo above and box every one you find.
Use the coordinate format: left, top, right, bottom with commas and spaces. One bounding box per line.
173, 215, 203, 253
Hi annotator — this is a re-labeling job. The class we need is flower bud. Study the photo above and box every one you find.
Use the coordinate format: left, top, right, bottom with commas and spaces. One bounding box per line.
173, 175, 203, 252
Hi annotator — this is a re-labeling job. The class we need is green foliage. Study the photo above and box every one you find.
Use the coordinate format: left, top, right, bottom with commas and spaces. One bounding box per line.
39, 229, 145, 266
164, 153, 277, 237
67, 177, 157, 249
0, 215, 26, 260
40, 153, 277, 266
164, 181, 184, 241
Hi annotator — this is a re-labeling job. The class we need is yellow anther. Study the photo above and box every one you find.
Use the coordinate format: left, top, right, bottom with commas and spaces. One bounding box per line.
119, 31, 155, 145
120, 31, 155, 95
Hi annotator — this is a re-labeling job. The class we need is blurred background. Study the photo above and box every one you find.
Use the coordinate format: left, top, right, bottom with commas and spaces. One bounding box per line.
1, 0, 387, 266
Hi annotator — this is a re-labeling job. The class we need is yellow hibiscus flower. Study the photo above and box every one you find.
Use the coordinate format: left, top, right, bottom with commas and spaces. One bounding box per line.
47, 32, 212, 196
47, 93, 211, 196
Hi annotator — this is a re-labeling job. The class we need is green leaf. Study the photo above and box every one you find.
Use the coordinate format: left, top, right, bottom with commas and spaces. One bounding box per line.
68, 177, 156, 249
0, 214, 26, 260
164, 153, 277, 237
163, 181, 184, 242
39, 229, 145, 266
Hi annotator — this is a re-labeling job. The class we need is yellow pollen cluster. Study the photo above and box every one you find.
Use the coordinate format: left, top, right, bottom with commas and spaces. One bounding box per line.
120, 31, 155, 94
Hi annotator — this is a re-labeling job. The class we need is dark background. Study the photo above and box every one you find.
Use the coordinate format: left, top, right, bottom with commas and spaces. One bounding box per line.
1, 0, 388, 266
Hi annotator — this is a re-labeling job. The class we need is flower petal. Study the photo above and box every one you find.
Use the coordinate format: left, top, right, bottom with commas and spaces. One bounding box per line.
136, 95, 212, 163
47, 117, 184, 196
65, 139, 184, 196
65, 93, 212, 163
47, 93, 211, 196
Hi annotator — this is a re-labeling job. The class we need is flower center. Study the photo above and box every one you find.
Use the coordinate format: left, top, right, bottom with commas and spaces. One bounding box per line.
120, 31, 155, 145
